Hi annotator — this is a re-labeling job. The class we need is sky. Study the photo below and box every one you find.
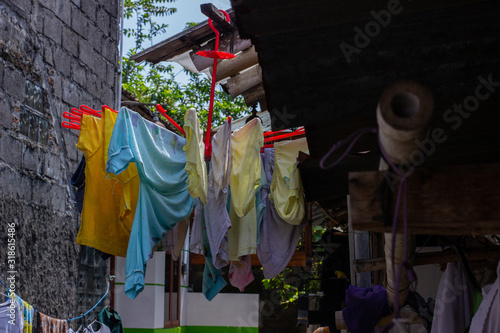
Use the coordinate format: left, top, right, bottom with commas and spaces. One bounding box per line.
122, 0, 232, 84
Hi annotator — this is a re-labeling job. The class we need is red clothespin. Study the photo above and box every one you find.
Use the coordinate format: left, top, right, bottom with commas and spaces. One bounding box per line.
63, 111, 82, 122
102, 105, 118, 113
80, 105, 102, 117
156, 104, 186, 136
62, 121, 81, 130
196, 9, 235, 160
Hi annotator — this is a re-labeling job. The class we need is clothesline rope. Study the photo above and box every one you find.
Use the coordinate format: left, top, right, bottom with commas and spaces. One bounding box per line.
0, 278, 110, 322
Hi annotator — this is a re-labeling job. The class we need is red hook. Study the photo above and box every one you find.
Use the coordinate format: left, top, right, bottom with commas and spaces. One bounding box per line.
196, 10, 235, 160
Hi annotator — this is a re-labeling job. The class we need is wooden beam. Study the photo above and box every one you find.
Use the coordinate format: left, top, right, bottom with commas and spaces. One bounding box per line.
241, 83, 265, 107
189, 251, 307, 267
354, 246, 500, 273
131, 9, 237, 64
225, 64, 262, 97
212, 46, 258, 81
200, 3, 233, 31
349, 163, 500, 235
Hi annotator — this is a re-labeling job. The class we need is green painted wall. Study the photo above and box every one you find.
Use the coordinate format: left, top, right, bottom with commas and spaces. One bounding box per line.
125, 327, 258, 333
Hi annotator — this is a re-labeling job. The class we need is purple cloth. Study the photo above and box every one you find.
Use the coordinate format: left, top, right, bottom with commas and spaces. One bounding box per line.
257, 148, 301, 279
342, 285, 391, 333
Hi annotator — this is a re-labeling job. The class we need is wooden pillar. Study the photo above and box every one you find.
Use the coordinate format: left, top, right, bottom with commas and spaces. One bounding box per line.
376, 81, 433, 308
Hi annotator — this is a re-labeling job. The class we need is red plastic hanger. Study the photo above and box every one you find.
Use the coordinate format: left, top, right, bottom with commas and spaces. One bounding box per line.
261, 127, 306, 152
62, 105, 113, 130
263, 127, 305, 144
155, 104, 186, 136
80, 105, 102, 117
102, 105, 118, 113
62, 120, 81, 130
63, 111, 82, 122
196, 9, 235, 160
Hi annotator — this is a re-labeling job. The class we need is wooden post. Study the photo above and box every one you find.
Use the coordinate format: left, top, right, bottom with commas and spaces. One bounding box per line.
376, 81, 433, 308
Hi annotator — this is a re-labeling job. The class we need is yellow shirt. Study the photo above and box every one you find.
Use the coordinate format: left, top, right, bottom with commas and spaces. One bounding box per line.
102, 108, 140, 233
75, 114, 138, 257
269, 137, 309, 225
229, 118, 264, 217
183, 108, 208, 205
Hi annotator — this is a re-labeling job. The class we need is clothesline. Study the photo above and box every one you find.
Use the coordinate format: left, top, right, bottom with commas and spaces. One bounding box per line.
0, 277, 110, 322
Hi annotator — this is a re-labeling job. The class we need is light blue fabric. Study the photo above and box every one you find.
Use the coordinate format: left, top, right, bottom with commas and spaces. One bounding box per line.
107, 107, 194, 299
197, 199, 227, 301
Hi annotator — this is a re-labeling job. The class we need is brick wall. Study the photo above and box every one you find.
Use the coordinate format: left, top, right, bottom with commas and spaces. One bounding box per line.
0, 0, 120, 318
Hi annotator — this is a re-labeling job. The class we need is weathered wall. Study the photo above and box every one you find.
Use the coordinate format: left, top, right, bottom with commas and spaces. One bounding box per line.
0, 0, 120, 318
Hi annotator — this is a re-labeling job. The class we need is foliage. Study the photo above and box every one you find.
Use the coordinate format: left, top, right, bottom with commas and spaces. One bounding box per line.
262, 226, 327, 306
122, 0, 250, 128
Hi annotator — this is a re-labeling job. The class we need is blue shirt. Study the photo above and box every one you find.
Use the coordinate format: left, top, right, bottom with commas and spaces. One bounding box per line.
107, 107, 194, 299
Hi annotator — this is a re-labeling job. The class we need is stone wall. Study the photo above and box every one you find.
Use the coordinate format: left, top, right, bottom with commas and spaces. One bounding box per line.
0, 0, 120, 318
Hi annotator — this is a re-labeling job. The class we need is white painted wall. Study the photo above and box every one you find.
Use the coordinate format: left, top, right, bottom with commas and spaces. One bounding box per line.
114, 251, 166, 329
184, 293, 260, 327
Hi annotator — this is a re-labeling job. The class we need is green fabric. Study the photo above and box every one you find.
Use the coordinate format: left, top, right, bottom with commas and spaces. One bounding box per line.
98, 308, 124, 333
464, 290, 484, 333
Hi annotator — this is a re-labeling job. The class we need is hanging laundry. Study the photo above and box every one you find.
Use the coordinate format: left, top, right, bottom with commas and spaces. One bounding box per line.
13, 296, 34, 333
183, 108, 208, 205
229, 118, 264, 217
258, 148, 301, 279
197, 201, 227, 301
189, 201, 203, 255
269, 137, 309, 225
227, 171, 265, 261
229, 255, 255, 292
97, 308, 123, 333
82, 322, 110, 333
39, 313, 68, 333
70, 156, 86, 214
169, 216, 190, 261
0, 298, 23, 333
75, 114, 136, 257
101, 108, 140, 233
160, 218, 189, 261
106, 107, 194, 299
469, 260, 500, 332
70, 156, 112, 261
204, 119, 232, 269
431, 262, 473, 333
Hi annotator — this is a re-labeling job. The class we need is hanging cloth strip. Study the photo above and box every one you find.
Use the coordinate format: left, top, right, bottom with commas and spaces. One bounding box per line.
183, 108, 208, 205
204, 118, 232, 269
229, 118, 264, 217
39, 313, 68, 333
268, 137, 309, 225
258, 148, 301, 279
